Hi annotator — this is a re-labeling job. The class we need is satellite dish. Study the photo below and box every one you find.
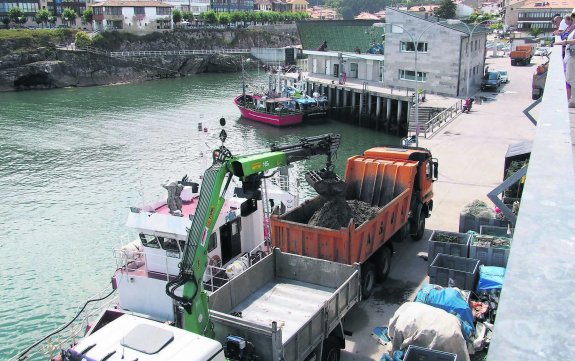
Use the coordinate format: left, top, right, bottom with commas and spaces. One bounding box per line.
219, 117, 226, 126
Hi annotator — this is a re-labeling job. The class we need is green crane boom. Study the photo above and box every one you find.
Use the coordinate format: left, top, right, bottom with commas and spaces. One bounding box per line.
166, 133, 342, 336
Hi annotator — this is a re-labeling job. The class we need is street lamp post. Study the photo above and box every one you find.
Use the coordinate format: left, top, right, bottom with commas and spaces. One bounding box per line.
448, 19, 492, 99
385, 21, 449, 147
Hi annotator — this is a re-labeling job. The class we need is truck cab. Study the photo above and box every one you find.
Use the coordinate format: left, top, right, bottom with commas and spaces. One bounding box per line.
62, 310, 226, 361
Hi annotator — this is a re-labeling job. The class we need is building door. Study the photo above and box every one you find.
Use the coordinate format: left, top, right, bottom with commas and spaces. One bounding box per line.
333, 63, 339, 77
350, 63, 358, 78
312, 58, 318, 73
379, 61, 384, 82
219, 218, 242, 265
326, 60, 331, 75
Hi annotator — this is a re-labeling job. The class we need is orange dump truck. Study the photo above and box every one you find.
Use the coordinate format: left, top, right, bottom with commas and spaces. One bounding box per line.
271, 146, 438, 298
510, 45, 533, 66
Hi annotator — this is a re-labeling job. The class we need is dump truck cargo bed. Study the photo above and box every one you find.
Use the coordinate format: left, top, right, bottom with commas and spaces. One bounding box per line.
209, 249, 360, 361
271, 152, 418, 265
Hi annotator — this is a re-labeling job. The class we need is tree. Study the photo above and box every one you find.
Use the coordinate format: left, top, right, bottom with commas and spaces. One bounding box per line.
82, 8, 93, 29
62, 8, 77, 26
35, 9, 51, 28
8, 7, 24, 26
181, 10, 193, 22
230, 11, 242, 27
218, 12, 231, 27
529, 27, 542, 37
435, 0, 456, 19
49, 15, 57, 27
1, 17, 9, 27
172, 9, 182, 24
202, 10, 217, 25
18, 15, 27, 26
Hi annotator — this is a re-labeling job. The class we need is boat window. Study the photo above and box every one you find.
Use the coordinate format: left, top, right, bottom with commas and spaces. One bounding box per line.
208, 233, 217, 252
139, 234, 160, 248
160, 237, 180, 252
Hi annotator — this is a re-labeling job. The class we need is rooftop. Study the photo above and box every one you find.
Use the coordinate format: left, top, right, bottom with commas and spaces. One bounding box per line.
91, 1, 172, 7
388, 8, 492, 35
296, 20, 377, 52
518, 0, 575, 8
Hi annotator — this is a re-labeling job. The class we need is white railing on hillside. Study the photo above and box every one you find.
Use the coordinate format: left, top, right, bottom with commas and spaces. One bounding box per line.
420, 99, 463, 138
109, 49, 251, 57
76, 46, 250, 57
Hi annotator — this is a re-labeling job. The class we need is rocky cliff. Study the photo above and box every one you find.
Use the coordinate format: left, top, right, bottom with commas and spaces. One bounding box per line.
0, 27, 300, 91
0, 48, 251, 91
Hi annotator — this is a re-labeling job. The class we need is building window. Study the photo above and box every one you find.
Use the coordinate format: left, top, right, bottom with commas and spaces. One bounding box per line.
104, 7, 122, 15
400, 41, 428, 52
93, 7, 103, 15
134, 7, 145, 15
399, 69, 427, 82
156, 7, 171, 15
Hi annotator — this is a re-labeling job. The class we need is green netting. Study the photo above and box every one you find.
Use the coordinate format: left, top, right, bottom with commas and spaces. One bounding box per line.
296, 20, 378, 53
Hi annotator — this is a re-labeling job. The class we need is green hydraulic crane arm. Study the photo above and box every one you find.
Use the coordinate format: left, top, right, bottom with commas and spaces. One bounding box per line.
166, 134, 341, 337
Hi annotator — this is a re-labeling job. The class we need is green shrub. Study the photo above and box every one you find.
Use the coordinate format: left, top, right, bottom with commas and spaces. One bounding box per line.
75, 31, 92, 48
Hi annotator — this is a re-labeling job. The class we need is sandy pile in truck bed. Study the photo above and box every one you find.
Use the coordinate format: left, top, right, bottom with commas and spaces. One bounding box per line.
308, 199, 381, 230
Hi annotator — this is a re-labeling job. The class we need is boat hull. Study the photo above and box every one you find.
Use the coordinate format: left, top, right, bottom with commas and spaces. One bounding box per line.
234, 96, 303, 127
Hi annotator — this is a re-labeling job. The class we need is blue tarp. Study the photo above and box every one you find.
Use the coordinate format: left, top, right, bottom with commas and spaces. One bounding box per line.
477, 265, 506, 291
415, 284, 475, 340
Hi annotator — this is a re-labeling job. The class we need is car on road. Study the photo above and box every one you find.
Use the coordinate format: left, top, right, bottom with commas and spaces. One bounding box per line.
497, 69, 509, 83
481, 71, 502, 91
534, 47, 550, 56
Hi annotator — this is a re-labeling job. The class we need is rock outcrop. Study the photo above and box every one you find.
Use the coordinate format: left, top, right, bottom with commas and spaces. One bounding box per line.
0, 48, 251, 91
0, 27, 298, 91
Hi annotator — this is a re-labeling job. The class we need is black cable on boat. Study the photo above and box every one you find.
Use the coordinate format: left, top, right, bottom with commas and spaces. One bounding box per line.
18, 285, 116, 360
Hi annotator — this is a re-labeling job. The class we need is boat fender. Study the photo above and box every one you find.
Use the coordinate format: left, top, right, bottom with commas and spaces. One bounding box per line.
225, 254, 250, 279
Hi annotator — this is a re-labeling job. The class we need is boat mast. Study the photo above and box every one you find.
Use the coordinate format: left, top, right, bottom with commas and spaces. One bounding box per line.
242, 57, 246, 100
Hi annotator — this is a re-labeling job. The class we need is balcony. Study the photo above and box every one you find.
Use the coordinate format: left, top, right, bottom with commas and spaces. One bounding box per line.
103, 14, 123, 21
487, 43, 575, 360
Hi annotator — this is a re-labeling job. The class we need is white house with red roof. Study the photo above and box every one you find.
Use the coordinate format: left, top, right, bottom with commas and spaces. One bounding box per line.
90, 1, 173, 32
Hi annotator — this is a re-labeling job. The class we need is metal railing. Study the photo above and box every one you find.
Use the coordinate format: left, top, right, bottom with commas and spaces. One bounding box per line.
420, 99, 463, 138
107, 48, 250, 57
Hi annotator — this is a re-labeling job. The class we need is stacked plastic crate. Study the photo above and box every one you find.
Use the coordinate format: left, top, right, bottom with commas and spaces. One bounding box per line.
428, 230, 479, 291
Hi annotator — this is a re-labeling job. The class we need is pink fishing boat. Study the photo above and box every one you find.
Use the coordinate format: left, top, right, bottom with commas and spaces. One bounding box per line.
234, 94, 304, 127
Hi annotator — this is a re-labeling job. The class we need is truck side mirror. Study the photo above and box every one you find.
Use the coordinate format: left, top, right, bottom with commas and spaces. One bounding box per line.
432, 159, 439, 180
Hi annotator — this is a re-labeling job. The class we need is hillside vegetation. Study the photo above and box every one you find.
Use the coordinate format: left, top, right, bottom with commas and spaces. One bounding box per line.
0, 29, 76, 56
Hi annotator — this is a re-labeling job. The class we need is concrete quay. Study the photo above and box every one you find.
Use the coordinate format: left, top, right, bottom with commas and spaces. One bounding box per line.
340, 54, 540, 360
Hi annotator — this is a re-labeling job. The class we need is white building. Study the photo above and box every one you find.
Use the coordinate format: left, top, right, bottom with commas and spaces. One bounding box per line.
165, 0, 210, 14
91, 1, 173, 32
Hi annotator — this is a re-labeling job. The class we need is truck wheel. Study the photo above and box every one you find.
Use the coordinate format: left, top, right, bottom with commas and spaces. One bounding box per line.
376, 247, 392, 282
322, 336, 341, 361
361, 262, 377, 300
412, 209, 426, 241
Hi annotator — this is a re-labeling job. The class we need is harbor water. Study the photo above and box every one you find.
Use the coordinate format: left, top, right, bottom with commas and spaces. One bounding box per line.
0, 73, 399, 359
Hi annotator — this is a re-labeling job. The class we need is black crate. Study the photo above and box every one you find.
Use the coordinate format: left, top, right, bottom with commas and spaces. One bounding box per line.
404, 345, 457, 361
428, 230, 470, 263
429, 254, 480, 291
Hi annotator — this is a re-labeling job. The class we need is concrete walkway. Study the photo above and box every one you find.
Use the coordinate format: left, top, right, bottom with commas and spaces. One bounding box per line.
341, 55, 540, 360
